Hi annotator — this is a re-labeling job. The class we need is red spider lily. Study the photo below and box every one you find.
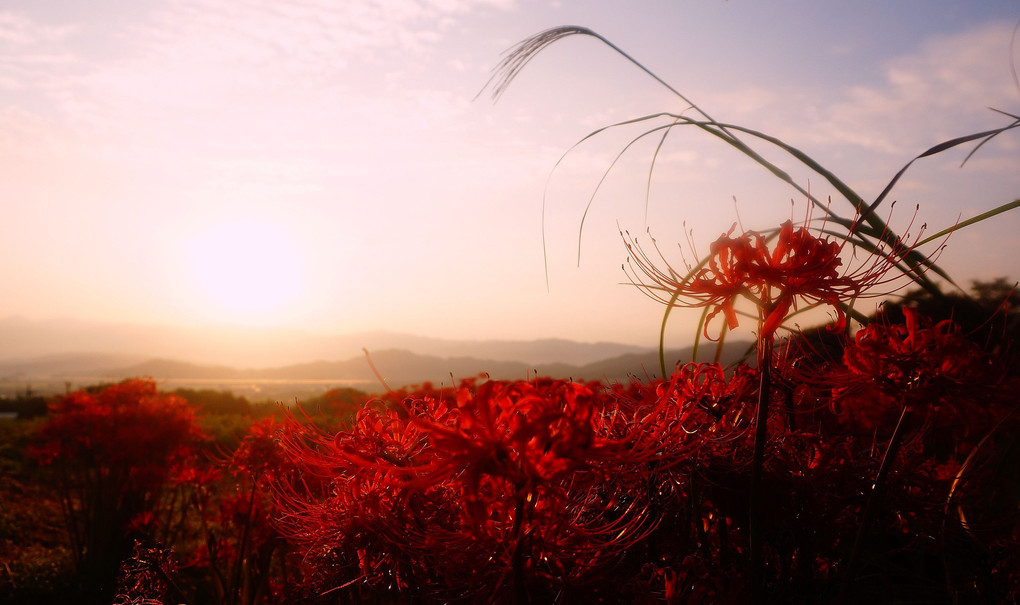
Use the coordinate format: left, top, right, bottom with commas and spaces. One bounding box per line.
623, 211, 929, 343
172, 464, 223, 488
672, 362, 758, 422
790, 308, 1020, 599
280, 371, 760, 600
595, 363, 757, 471
113, 540, 186, 605
837, 307, 1010, 436
230, 417, 299, 481
32, 378, 203, 476
273, 401, 467, 596
274, 378, 666, 601
179, 416, 298, 605
29, 378, 206, 601
407, 380, 599, 491
405, 379, 662, 595
267, 360, 1020, 601
623, 210, 934, 598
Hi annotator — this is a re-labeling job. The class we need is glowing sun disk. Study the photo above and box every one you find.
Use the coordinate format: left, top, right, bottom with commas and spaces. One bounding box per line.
184, 219, 305, 322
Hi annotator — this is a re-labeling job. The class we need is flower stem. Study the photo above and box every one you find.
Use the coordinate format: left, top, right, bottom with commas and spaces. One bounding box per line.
750, 333, 774, 604
839, 404, 913, 602
512, 491, 529, 605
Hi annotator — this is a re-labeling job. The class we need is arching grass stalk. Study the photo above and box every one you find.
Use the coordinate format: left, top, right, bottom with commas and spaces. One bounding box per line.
587, 114, 1016, 292
482, 25, 1020, 336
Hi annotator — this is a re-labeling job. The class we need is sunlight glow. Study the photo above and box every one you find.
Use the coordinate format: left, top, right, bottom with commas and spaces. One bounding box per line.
183, 219, 306, 324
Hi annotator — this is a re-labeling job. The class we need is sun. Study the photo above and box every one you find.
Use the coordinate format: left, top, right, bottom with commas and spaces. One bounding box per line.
183, 219, 307, 324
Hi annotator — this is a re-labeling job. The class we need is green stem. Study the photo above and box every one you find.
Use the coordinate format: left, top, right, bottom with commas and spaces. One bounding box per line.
839, 404, 913, 602
749, 331, 775, 604
658, 298, 677, 379
229, 477, 260, 605
512, 493, 529, 605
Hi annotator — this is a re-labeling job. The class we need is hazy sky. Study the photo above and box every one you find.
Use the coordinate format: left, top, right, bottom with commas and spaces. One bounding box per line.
2, 0, 1019, 349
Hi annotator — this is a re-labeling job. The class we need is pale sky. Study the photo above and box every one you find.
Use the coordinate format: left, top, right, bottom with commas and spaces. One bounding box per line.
2, 0, 1019, 350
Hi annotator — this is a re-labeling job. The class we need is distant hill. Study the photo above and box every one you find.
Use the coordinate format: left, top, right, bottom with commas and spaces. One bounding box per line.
0, 316, 755, 400
0, 352, 147, 378
0, 316, 651, 368
112, 358, 245, 380
98, 343, 755, 392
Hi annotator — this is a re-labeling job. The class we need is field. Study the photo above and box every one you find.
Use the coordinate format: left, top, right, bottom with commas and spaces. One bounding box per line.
2, 279, 1018, 603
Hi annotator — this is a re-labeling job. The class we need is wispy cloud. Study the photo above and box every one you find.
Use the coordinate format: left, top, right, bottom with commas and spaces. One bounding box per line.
2, 0, 517, 125
0, 12, 80, 92
0, 11, 76, 46
133, 0, 516, 75
703, 21, 1019, 160
0, 0, 520, 201
808, 21, 1019, 155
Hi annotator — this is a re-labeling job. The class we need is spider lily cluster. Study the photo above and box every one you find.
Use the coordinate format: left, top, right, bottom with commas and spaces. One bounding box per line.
273, 309, 1016, 603
29, 313, 1018, 603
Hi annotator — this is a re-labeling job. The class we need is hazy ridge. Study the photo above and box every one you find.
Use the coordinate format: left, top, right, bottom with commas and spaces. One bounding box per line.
0, 346, 753, 398
0, 316, 651, 367
0, 316, 752, 399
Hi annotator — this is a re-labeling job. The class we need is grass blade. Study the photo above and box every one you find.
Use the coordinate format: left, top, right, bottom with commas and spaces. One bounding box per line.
916, 199, 1020, 247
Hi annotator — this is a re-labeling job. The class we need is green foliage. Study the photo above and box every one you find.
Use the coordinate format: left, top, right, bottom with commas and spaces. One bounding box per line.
0, 394, 48, 419
0, 418, 38, 477
297, 386, 369, 426
0, 420, 74, 604
0, 544, 75, 605
173, 387, 252, 416
201, 412, 263, 451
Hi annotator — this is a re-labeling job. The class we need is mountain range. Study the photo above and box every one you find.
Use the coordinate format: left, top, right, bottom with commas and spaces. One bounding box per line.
0, 316, 754, 400
0, 316, 653, 367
